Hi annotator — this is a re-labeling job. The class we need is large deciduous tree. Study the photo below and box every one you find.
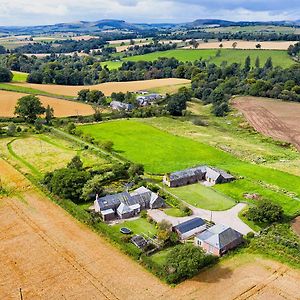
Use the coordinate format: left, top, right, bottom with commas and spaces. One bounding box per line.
14, 95, 45, 123
0, 67, 13, 82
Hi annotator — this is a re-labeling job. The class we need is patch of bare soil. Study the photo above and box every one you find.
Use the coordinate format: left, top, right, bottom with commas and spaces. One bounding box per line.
1, 158, 300, 299
233, 96, 300, 151
292, 216, 300, 238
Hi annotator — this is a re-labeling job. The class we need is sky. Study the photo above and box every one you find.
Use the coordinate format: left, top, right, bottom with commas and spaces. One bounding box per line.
0, 0, 299, 26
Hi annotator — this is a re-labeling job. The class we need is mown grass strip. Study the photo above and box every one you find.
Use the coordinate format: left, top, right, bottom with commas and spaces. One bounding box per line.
7, 139, 42, 179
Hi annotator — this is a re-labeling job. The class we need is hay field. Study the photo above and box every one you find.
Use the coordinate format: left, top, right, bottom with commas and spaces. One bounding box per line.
0, 90, 94, 117
12, 78, 190, 97
7, 135, 108, 175
1, 157, 300, 299
188, 40, 298, 50
233, 96, 300, 151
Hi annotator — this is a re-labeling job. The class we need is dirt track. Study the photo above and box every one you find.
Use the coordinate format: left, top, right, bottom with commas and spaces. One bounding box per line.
0, 90, 94, 117
1, 158, 300, 299
12, 78, 191, 97
233, 96, 300, 151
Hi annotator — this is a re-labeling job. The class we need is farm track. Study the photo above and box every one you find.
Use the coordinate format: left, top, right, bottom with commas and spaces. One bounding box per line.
233, 97, 300, 151
1, 157, 300, 299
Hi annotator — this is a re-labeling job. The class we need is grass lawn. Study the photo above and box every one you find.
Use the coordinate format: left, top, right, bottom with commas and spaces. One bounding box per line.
166, 183, 236, 211
12, 71, 28, 83
164, 207, 187, 217
150, 247, 173, 266
102, 49, 295, 70
79, 119, 300, 218
113, 218, 157, 237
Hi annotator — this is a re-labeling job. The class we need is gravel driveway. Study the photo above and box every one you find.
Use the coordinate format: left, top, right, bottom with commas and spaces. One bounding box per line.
148, 203, 253, 235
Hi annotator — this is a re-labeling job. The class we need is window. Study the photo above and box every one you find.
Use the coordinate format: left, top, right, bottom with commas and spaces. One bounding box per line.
197, 240, 202, 246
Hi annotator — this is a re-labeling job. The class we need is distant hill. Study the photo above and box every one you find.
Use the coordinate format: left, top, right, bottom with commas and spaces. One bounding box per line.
184, 19, 300, 28
0, 18, 299, 35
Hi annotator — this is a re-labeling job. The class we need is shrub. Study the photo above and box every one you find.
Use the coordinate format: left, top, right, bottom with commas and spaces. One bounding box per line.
246, 200, 284, 224
165, 244, 217, 283
140, 210, 147, 218
102, 140, 114, 152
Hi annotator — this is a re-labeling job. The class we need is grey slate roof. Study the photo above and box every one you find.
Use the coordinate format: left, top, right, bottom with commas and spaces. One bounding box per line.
96, 186, 163, 213
98, 192, 130, 211
174, 217, 206, 234
169, 166, 207, 181
196, 224, 242, 250
205, 167, 234, 180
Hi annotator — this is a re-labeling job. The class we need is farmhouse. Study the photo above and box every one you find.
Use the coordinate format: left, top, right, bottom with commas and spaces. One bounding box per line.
94, 186, 164, 221
195, 224, 243, 256
163, 165, 234, 187
136, 93, 162, 106
110, 100, 133, 111
173, 217, 207, 240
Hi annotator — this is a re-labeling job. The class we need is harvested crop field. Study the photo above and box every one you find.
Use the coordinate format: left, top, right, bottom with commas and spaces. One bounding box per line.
0, 90, 94, 117
12, 78, 190, 97
233, 96, 300, 151
1, 158, 300, 299
188, 40, 298, 50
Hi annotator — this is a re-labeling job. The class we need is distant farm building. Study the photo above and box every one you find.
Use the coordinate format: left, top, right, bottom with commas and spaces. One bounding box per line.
110, 100, 133, 111
136, 93, 162, 106
163, 166, 234, 187
94, 186, 164, 221
173, 217, 207, 240
195, 224, 243, 256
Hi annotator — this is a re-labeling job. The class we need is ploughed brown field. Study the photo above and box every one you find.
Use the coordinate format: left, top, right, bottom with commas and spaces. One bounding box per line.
12, 78, 191, 97
1, 157, 300, 299
233, 96, 300, 151
0, 90, 94, 117
186, 40, 298, 50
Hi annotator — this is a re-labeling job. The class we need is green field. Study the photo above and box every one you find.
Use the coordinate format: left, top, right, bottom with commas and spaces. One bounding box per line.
79, 119, 300, 217
165, 183, 236, 211
101, 49, 295, 70
12, 71, 28, 82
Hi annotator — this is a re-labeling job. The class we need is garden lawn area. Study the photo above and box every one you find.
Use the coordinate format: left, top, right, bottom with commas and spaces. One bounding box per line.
150, 247, 173, 266
12, 71, 28, 82
101, 49, 295, 70
164, 207, 187, 217
79, 119, 300, 217
166, 183, 236, 211
113, 218, 157, 237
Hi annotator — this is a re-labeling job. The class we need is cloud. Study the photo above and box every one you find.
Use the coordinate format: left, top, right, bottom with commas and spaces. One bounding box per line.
0, 0, 298, 26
